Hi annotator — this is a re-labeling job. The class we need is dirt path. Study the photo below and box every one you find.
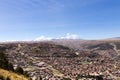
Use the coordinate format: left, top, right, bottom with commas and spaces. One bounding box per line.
110, 43, 119, 55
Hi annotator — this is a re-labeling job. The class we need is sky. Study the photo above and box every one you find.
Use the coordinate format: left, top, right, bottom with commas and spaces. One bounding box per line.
0, 0, 120, 41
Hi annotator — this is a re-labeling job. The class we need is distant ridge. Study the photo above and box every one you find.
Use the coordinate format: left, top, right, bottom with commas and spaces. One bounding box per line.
103, 37, 120, 40
113, 37, 120, 39
0, 37, 120, 45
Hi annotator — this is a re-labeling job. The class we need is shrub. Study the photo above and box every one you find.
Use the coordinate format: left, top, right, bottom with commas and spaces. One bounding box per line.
15, 66, 24, 75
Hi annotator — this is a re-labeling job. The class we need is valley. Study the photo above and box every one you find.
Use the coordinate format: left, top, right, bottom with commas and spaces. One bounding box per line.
0, 40, 120, 80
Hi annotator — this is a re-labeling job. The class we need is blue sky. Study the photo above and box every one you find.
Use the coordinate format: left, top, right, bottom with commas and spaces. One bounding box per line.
0, 0, 120, 41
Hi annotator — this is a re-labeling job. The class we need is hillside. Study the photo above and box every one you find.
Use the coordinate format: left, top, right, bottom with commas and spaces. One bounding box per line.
0, 49, 30, 80
0, 40, 120, 80
0, 68, 29, 80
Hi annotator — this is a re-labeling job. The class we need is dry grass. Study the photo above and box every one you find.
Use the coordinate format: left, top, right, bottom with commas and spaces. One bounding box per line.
0, 68, 29, 80
51, 68, 64, 77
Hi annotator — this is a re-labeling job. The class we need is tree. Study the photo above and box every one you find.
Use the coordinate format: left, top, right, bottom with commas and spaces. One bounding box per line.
24, 71, 29, 77
0, 51, 14, 71
0, 51, 9, 70
15, 66, 24, 74
62, 77, 71, 80
8, 63, 14, 71
96, 75, 103, 80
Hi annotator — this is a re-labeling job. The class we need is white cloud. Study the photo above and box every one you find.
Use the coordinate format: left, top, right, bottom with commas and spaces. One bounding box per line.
0, 39, 32, 42
35, 33, 79, 41
60, 33, 79, 39
35, 35, 52, 41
